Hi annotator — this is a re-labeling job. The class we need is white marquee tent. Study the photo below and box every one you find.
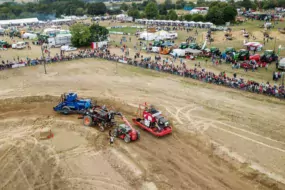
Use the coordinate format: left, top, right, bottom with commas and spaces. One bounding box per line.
0, 18, 39, 26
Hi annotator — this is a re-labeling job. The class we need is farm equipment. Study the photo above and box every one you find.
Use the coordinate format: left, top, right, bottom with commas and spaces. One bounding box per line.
132, 103, 172, 137
152, 40, 164, 47
53, 92, 92, 115
0, 40, 11, 48
224, 47, 236, 54
235, 49, 250, 61
79, 105, 120, 131
188, 43, 200, 50
179, 42, 188, 49
113, 114, 140, 143
201, 47, 221, 57
261, 50, 278, 63
279, 28, 285, 34
160, 47, 172, 55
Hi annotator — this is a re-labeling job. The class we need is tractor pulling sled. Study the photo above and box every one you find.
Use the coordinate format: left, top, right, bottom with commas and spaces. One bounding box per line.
132, 103, 172, 137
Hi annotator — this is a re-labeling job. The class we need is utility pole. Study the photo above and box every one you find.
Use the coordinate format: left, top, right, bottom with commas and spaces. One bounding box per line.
274, 37, 277, 52
282, 72, 285, 87
41, 45, 47, 74
146, 20, 148, 52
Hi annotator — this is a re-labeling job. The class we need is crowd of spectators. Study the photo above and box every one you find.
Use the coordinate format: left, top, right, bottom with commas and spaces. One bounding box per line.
0, 48, 284, 99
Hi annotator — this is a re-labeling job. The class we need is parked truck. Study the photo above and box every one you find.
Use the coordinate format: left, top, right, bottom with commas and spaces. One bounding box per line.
48, 34, 71, 48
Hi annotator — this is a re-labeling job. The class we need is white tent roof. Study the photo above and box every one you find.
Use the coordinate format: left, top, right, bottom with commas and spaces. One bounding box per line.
0, 18, 39, 25
280, 58, 285, 64
51, 19, 72, 23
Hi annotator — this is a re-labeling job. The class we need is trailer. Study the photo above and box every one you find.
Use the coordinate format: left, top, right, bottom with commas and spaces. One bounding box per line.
48, 34, 71, 48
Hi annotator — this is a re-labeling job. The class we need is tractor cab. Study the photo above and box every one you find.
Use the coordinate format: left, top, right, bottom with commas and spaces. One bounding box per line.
153, 40, 164, 47
189, 43, 200, 50
179, 42, 188, 49
118, 124, 132, 133
224, 47, 236, 54
261, 50, 278, 63
264, 50, 274, 56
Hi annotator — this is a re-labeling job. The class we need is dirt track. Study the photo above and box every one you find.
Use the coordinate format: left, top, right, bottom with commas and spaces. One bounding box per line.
0, 59, 285, 190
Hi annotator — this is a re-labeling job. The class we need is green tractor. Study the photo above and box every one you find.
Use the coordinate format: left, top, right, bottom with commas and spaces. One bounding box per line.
234, 49, 250, 61
153, 40, 164, 47
179, 42, 189, 49
224, 47, 236, 54
210, 47, 220, 55
9, 30, 20, 38
188, 43, 200, 50
0, 40, 11, 48
202, 47, 221, 57
261, 50, 278, 63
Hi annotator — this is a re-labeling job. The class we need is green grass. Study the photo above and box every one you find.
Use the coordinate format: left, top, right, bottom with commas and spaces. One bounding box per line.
109, 27, 140, 35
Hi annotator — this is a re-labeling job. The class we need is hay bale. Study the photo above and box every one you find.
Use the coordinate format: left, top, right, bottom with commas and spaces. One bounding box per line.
37, 127, 53, 140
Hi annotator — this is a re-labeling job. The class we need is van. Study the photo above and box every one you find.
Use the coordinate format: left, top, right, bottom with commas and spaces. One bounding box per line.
12, 41, 26, 49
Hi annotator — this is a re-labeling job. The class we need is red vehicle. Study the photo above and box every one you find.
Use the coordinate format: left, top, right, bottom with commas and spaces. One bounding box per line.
113, 114, 140, 143
132, 103, 172, 137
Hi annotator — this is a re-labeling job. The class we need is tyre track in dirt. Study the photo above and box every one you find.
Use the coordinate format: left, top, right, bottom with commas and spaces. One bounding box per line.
158, 97, 285, 184
0, 103, 135, 190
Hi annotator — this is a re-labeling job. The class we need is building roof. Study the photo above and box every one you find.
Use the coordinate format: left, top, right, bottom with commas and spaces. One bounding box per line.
0, 18, 39, 25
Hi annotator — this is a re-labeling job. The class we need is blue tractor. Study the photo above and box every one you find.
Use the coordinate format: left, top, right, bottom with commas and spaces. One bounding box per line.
53, 93, 92, 115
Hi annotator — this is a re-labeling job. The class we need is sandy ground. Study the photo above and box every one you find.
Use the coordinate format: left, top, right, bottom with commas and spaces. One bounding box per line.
0, 59, 285, 189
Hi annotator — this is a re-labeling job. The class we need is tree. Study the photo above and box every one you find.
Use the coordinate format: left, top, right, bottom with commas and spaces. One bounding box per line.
184, 14, 192, 21
192, 14, 205, 22
144, 2, 158, 19
89, 24, 109, 42
164, 0, 173, 10
176, 0, 186, 9
240, 0, 253, 10
120, 3, 129, 11
223, 6, 237, 22
206, 6, 224, 25
75, 8, 85, 16
167, 9, 178, 20
70, 23, 91, 47
128, 9, 140, 19
87, 2, 107, 15
159, 4, 168, 15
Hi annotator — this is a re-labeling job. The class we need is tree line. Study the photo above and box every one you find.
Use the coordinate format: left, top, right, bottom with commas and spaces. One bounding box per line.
0, 0, 283, 24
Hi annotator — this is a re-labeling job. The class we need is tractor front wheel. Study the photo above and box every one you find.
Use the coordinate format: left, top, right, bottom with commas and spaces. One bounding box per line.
124, 134, 131, 143
62, 106, 71, 115
83, 116, 92, 126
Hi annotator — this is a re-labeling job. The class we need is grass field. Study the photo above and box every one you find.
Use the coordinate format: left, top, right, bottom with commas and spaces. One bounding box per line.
103, 19, 285, 85
108, 27, 140, 34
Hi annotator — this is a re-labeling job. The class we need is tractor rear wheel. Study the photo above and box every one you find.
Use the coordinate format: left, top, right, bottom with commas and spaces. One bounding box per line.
62, 106, 71, 115
83, 116, 92, 126
124, 134, 131, 143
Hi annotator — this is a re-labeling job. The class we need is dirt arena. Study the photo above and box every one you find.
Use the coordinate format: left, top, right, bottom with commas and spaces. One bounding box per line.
0, 59, 285, 190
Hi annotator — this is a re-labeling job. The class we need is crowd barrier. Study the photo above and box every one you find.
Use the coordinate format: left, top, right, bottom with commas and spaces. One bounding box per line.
1, 50, 284, 99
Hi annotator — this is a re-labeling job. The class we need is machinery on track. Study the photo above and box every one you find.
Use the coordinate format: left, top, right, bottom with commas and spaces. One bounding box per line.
113, 113, 140, 143
53, 92, 92, 115
79, 105, 120, 131
132, 103, 172, 137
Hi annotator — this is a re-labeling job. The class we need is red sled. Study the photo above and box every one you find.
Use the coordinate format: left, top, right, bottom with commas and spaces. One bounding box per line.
132, 103, 172, 137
